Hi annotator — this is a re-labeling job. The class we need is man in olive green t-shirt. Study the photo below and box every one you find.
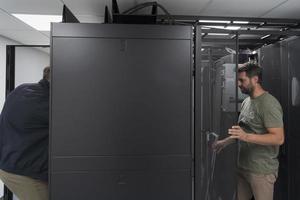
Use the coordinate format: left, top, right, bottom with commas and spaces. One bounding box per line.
213, 63, 284, 200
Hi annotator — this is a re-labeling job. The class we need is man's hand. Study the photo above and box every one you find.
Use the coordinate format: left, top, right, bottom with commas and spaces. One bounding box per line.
212, 140, 227, 153
228, 126, 248, 141
212, 138, 234, 153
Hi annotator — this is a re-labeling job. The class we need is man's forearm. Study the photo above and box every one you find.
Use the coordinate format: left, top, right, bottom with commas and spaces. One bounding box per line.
244, 133, 284, 146
229, 126, 284, 145
224, 136, 236, 145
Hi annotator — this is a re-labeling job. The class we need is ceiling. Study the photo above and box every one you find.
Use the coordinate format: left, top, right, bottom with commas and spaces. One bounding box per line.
0, 0, 300, 45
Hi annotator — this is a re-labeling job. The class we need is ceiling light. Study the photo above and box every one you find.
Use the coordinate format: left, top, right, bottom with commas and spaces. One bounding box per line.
261, 34, 271, 39
199, 20, 230, 23
12, 14, 62, 31
233, 21, 249, 24
204, 26, 224, 29
208, 33, 229, 36
225, 26, 241, 30
204, 26, 240, 30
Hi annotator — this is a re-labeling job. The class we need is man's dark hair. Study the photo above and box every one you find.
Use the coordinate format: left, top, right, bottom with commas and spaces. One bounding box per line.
238, 63, 263, 84
43, 66, 50, 81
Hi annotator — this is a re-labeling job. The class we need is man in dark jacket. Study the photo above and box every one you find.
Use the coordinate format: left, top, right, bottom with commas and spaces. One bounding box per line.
0, 66, 50, 200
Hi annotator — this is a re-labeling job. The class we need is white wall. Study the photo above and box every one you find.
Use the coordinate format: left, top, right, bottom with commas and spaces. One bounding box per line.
0, 35, 18, 112
15, 47, 49, 87
0, 34, 18, 199
0, 35, 50, 200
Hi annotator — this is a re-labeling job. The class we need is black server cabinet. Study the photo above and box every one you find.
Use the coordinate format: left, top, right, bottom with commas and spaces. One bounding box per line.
50, 23, 194, 200
259, 37, 300, 200
285, 38, 300, 200
259, 43, 287, 200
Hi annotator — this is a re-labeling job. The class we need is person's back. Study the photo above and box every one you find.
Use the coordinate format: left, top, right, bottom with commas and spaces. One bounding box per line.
0, 66, 50, 200
0, 79, 49, 180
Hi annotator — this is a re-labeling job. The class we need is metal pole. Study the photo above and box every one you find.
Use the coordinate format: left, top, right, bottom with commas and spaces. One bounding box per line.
235, 31, 239, 200
4, 45, 15, 200
235, 32, 239, 120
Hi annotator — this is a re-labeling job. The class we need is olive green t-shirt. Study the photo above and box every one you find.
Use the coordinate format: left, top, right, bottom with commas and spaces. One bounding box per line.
238, 92, 284, 174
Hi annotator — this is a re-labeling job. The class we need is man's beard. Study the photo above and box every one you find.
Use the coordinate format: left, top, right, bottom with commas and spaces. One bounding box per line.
240, 85, 254, 95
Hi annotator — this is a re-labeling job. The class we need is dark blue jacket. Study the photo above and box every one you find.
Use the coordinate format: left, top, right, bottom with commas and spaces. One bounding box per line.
0, 79, 49, 181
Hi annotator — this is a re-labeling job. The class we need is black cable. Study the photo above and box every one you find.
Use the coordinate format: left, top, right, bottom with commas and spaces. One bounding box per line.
122, 2, 174, 24
122, 2, 156, 14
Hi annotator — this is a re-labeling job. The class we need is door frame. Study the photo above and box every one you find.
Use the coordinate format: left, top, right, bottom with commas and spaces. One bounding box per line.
4, 44, 50, 200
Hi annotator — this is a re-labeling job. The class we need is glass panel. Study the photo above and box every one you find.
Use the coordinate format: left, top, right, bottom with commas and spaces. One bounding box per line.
199, 27, 239, 200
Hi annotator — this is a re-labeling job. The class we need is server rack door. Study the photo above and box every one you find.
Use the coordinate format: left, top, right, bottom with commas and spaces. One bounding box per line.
259, 37, 300, 200
50, 24, 193, 200
196, 26, 238, 200
259, 43, 288, 200
287, 38, 300, 200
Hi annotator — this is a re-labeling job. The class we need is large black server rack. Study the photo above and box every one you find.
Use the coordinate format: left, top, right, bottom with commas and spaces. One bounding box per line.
259, 37, 300, 200
259, 43, 287, 200
50, 23, 194, 200
284, 37, 300, 200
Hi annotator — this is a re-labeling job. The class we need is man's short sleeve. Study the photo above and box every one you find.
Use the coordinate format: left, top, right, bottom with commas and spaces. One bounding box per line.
262, 99, 284, 128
